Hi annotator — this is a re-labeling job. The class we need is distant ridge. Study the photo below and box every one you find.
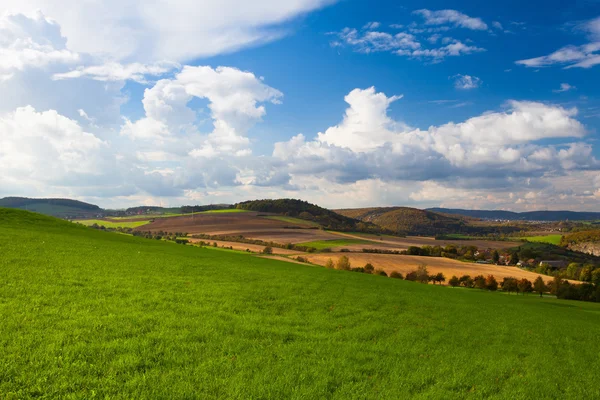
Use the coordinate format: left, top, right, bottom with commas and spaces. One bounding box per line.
427, 208, 600, 221
0, 197, 101, 218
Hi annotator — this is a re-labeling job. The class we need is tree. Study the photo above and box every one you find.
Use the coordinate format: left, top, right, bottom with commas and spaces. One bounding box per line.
363, 263, 375, 274
415, 264, 429, 283
549, 275, 564, 295
390, 271, 403, 279
262, 246, 273, 254
492, 250, 500, 264
566, 263, 581, 280
533, 276, 547, 297
485, 275, 498, 291
325, 258, 334, 269
474, 275, 487, 290
459, 275, 474, 288
592, 269, 600, 286
501, 277, 518, 294
435, 272, 446, 285
518, 278, 533, 295
449, 275, 460, 287
335, 256, 351, 271
579, 266, 593, 282
509, 251, 519, 265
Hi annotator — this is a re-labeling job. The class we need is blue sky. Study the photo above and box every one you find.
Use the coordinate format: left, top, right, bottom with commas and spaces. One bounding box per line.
1, 0, 600, 210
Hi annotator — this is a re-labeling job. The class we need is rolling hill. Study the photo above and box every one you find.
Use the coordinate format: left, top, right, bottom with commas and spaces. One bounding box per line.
0, 196, 101, 218
428, 207, 600, 221
334, 206, 473, 236
1, 207, 600, 398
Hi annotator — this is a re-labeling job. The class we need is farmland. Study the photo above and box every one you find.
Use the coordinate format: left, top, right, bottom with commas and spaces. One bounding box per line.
1, 207, 600, 398
521, 234, 563, 245
76, 219, 152, 229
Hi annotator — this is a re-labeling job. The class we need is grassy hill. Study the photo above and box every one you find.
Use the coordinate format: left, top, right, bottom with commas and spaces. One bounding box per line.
236, 199, 382, 232
0, 196, 101, 218
1, 207, 600, 398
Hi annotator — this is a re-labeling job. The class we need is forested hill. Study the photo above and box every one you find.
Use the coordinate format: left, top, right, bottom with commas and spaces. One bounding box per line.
428, 208, 600, 221
0, 197, 101, 218
236, 199, 382, 232
335, 207, 470, 236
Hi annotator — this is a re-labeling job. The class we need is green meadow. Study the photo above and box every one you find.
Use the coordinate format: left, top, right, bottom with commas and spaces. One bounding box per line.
521, 234, 563, 245
297, 239, 373, 249
76, 219, 152, 229
1, 208, 599, 399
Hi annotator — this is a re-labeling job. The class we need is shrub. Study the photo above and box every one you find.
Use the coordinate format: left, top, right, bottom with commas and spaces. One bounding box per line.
325, 258, 334, 269
262, 246, 273, 254
485, 275, 498, 291
364, 263, 375, 274
449, 275, 460, 287
375, 269, 388, 277
405, 271, 418, 281
335, 256, 351, 271
296, 256, 308, 263
340, 248, 350, 253
389, 271, 403, 279
351, 267, 365, 273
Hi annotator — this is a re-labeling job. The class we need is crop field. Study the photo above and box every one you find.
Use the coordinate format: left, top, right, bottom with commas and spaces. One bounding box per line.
297, 239, 373, 250
521, 234, 563, 245
303, 253, 569, 284
137, 211, 340, 243
264, 215, 321, 227
76, 219, 151, 228
187, 238, 300, 255
2, 207, 600, 398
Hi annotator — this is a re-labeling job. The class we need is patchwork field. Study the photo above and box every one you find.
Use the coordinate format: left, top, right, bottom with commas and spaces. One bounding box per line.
1, 208, 599, 398
521, 234, 563, 245
303, 252, 570, 284
76, 219, 152, 229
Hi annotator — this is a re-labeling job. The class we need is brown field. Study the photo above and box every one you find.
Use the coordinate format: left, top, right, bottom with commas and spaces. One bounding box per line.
136, 211, 342, 243
330, 231, 520, 250
302, 252, 570, 285
187, 239, 299, 255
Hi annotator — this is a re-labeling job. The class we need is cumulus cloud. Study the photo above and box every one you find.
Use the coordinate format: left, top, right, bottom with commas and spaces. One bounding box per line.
3, 0, 334, 63
53, 61, 178, 83
273, 88, 595, 190
0, 11, 79, 78
452, 74, 481, 89
413, 9, 488, 30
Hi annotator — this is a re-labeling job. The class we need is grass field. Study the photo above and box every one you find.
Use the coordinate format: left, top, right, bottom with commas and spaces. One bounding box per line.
264, 215, 321, 227
298, 239, 373, 249
76, 219, 152, 228
521, 234, 563, 245
1, 208, 600, 398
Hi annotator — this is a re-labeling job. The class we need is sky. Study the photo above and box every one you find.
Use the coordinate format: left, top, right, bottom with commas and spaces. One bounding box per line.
1, 0, 600, 211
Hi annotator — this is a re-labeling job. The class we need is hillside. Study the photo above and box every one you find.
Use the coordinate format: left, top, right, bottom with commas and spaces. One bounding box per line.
0, 196, 101, 218
236, 199, 382, 232
1, 207, 600, 398
429, 207, 600, 221
335, 206, 476, 236
560, 230, 600, 256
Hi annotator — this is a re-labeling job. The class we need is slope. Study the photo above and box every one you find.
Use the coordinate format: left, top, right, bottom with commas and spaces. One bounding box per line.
1, 208, 599, 399
0, 196, 101, 218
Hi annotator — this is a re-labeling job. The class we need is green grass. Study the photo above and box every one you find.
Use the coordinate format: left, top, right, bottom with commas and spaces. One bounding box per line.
199, 209, 248, 214
76, 219, 151, 228
298, 239, 383, 249
1, 207, 600, 399
521, 234, 563, 245
264, 215, 321, 227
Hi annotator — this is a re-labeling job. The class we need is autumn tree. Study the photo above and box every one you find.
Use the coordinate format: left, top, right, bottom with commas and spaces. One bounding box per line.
501, 277, 518, 294
492, 250, 500, 264
335, 256, 351, 271
518, 278, 533, 295
325, 258, 334, 269
363, 263, 375, 274
459, 275, 474, 288
473, 275, 487, 290
415, 264, 429, 283
533, 276, 547, 297
486, 275, 498, 291
449, 275, 460, 287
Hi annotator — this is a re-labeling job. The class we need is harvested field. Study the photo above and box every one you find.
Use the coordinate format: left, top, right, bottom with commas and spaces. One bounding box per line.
187, 239, 299, 255
303, 253, 569, 285
329, 231, 520, 250
136, 211, 341, 243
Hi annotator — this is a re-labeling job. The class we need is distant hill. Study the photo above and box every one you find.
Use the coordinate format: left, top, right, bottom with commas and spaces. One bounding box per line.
428, 208, 600, 221
335, 207, 470, 236
0, 197, 101, 218
560, 230, 600, 256
236, 199, 382, 232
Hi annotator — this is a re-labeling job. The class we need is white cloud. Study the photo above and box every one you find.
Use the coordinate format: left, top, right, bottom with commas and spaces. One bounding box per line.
553, 83, 576, 93
0, 11, 79, 78
2, 0, 334, 63
516, 16, 600, 69
492, 21, 503, 30
413, 9, 488, 31
362, 21, 381, 30
53, 61, 178, 83
452, 74, 481, 89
